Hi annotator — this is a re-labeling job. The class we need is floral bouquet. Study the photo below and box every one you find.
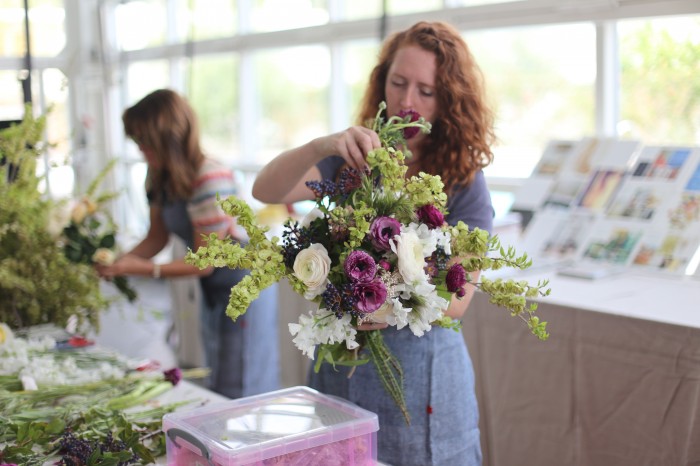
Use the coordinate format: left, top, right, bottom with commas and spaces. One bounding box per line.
186, 102, 549, 423
53, 160, 137, 302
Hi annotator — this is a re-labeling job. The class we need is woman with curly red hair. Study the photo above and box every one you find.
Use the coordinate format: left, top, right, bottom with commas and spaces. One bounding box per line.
253, 21, 494, 466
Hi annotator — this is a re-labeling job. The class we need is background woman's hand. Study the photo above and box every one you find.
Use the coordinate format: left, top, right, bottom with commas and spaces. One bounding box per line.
95, 253, 150, 279
316, 126, 381, 171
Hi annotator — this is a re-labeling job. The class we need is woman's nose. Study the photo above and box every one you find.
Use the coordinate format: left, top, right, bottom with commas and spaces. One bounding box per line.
399, 87, 413, 108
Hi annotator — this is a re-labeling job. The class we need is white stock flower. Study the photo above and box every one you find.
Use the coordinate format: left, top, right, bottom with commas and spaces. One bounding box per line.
21, 375, 38, 391
293, 243, 331, 299
92, 248, 116, 266
300, 208, 324, 228
289, 308, 358, 359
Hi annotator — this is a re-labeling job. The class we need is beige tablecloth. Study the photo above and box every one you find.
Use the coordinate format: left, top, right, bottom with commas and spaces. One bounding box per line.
462, 290, 700, 466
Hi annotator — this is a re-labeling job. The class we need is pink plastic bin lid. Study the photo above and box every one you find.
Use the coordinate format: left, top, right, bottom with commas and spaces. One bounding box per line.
163, 385, 379, 465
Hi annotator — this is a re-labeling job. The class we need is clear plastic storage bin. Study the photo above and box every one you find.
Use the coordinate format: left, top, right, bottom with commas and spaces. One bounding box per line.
163, 385, 379, 465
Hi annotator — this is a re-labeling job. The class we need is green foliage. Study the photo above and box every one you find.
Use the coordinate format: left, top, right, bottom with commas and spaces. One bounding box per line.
0, 374, 188, 465
620, 19, 700, 144
0, 109, 108, 331
185, 196, 286, 321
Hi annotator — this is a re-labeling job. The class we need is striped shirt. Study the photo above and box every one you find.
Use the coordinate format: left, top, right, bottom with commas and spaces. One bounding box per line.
187, 158, 239, 234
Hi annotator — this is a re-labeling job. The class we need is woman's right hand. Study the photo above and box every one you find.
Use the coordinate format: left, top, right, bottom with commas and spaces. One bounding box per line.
315, 126, 381, 171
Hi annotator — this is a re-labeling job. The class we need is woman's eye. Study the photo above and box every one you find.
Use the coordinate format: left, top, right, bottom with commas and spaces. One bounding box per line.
391, 80, 406, 87
420, 88, 434, 97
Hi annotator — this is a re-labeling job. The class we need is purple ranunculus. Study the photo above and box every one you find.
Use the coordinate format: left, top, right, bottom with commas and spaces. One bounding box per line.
417, 204, 445, 229
163, 367, 183, 386
353, 278, 388, 313
344, 250, 377, 283
446, 264, 468, 293
369, 216, 402, 251
398, 109, 421, 140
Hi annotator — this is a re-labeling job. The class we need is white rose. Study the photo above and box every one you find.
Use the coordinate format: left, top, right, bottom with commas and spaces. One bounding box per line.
293, 243, 331, 298
300, 208, 324, 228
92, 248, 116, 265
391, 230, 427, 285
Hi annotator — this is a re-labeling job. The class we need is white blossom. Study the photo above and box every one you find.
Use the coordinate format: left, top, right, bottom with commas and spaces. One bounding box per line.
289, 308, 358, 359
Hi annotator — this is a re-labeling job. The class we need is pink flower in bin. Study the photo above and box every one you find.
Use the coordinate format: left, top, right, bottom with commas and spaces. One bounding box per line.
446, 264, 468, 296
398, 109, 421, 140
369, 216, 401, 251
164, 367, 182, 386
344, 250, 377, 283
353, 278, 388, 313
417, 204, 445, 229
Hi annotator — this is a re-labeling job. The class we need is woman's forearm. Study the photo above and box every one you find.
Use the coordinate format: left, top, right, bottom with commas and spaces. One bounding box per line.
252, 140, 325, 204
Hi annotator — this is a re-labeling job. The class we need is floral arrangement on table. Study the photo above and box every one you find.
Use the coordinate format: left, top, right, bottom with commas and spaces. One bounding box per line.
186, 102, 550, 423
54, 159, 138, 303
0, 323, 206, 465
0, 109, 134, 332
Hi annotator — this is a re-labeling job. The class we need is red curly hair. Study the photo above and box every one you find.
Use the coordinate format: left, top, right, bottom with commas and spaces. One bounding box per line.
357, 21, 495, 193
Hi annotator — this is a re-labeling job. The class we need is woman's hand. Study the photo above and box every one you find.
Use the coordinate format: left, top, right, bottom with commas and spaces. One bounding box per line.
95, 253, 151, 279
356, 321, 389, 331
316, 126, 381, 171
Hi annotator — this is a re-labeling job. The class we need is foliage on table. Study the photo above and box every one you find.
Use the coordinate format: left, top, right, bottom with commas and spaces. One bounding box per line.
0, 328, 204, 465
0, 108, 133, 332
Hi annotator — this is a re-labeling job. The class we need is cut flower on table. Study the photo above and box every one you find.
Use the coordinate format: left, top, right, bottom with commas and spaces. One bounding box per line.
186, 101, 550, 423
0, 328, 207, 465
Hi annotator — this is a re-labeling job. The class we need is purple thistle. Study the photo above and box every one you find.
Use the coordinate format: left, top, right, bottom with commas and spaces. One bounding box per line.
338, 166, 364, 195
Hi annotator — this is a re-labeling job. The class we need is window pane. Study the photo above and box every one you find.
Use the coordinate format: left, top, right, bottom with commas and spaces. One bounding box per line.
343, 0, 443, 17
344, 40, 379, 121
451, 0, 526, 6
177, 0, 237, 41
253, 46, 330, 164
126, 60, 169, 105
186, 54, 239, 163
619, 15, 700, 145
0, 70, 25, 120
115, 0, 166, 51
250, 0, 328, 33
388, 0, 441, 14
466, 24, 596, 178
342, 0, 382, 20
30, 0, 65, 56
0, 0, 24, 56
0, 0, 64, 57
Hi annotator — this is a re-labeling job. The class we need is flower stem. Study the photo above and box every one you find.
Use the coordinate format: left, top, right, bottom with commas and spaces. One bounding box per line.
365, 329, 410, 424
